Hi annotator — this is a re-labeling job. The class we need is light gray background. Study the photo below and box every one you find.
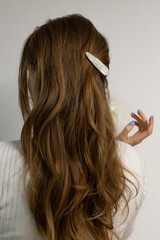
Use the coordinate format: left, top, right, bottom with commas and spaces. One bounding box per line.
0, 0, 159, 239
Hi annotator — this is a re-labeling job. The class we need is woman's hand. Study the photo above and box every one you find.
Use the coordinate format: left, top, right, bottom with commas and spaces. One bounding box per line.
116, 109, 154, 146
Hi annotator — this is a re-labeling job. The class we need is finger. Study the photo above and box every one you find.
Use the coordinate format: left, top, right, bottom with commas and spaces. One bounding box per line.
132, 116, 154, 140
131, 112, 142, 123
120, 120, 136, 137
134, 121, 139, 127
147, 115, 154, 135
137, 109, 147, 122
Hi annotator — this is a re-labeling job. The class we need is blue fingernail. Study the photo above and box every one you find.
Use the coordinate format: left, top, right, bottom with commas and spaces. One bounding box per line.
139, 109, 143, 113
129, 121, 136, 126
131, 112, 136, 115
152, 116, 154, 120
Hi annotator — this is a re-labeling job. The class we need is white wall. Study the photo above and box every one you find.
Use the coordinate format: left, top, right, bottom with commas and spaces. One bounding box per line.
0, 0, 159, 239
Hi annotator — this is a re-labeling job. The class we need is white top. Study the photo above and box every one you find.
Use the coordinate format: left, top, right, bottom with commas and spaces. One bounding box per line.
0, 140, 147, 240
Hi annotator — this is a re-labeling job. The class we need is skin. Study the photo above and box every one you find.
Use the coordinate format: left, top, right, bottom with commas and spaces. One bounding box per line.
28, 77, 154, 147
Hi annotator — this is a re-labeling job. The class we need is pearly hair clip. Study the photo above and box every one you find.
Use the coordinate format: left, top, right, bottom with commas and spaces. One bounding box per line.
85, 52, 109, 76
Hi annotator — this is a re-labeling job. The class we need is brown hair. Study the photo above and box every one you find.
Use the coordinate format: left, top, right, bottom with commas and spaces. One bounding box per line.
18, 14, 138, 240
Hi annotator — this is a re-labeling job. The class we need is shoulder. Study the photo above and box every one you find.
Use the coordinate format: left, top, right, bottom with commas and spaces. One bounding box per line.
0, 140, 21, 151
0, 139, 23, 159
0, 139, 23, 155
0, 140, 27, 208
0, 140, 26, 179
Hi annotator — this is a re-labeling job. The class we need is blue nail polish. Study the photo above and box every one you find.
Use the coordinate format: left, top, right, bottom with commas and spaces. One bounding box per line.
129, 121, 136, 126
139, 109, 143, 113
152, 116, 154, 120
131, 112, 136, 115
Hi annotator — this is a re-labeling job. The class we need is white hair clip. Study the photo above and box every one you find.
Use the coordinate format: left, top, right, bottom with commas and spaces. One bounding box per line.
85, 52, 109, 76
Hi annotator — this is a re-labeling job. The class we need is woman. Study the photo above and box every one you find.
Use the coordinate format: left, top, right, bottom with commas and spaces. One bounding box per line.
0, 14, 154, 240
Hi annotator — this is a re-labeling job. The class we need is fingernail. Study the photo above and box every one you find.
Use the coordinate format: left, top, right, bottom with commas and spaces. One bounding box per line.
131, 112, 136, 115
138, 109, 143, 113
129, 121, 136, 126
152, 116, 154, 120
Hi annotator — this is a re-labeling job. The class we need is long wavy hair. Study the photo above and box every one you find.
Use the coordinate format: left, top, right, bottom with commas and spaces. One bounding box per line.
18, 14, 138, 240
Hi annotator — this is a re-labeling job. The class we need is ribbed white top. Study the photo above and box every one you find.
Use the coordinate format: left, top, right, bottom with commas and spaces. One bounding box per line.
0, 140, 147, 240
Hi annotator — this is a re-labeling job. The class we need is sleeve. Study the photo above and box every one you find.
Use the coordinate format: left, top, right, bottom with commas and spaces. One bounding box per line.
112, 141, 147, 240
0, 141, 44, 240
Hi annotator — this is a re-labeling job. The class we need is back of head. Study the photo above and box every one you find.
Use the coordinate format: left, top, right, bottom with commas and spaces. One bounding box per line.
18, 14, 133, 240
